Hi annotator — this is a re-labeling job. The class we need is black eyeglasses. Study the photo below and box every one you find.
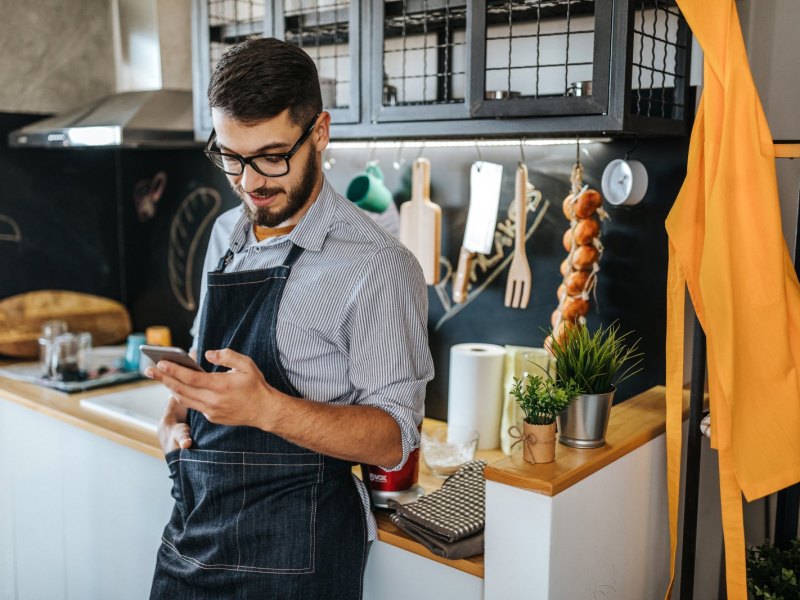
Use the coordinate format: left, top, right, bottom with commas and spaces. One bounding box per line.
204, 113, 321, 177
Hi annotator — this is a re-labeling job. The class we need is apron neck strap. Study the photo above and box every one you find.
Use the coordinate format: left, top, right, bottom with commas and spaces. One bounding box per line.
214, 249, 235, 273
282, 243, 305, 268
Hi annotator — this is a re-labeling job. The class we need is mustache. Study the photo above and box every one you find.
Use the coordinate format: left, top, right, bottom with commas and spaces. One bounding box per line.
235, 184, 284, 197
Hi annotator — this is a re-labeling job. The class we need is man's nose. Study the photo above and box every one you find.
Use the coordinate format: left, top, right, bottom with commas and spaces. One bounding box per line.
240, 163, 265, 193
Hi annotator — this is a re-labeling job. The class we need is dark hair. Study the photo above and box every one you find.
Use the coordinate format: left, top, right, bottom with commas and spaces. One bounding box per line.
208, 38, 322, 127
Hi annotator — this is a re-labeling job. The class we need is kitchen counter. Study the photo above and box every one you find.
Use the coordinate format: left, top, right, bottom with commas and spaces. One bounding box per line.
0, 367, 692, 599
0, 370, 502, 577
0, 368, 164, 458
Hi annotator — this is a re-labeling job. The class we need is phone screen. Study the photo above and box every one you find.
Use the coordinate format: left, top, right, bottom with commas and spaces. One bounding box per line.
139, 345, 205, 372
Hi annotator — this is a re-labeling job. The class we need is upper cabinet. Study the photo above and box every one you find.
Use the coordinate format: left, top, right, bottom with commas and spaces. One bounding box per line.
193, 1, 693, 141
274, 1, 361, 124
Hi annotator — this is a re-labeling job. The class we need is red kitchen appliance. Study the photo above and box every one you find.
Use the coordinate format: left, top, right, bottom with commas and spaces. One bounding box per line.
362, 427, 424, 508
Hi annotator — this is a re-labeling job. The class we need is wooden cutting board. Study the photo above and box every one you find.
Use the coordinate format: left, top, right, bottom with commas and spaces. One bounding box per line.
0, 290, 132, 358
399, 157, 441, 285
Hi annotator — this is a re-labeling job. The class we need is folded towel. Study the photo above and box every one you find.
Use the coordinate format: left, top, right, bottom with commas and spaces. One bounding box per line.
390, 514, 484, 559
388, 459, 487, 559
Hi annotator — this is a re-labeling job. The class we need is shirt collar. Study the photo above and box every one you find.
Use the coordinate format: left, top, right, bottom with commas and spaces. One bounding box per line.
227, 177, 339, 254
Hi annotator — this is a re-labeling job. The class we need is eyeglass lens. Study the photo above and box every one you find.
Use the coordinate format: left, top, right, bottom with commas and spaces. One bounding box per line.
207, 153, 289, 177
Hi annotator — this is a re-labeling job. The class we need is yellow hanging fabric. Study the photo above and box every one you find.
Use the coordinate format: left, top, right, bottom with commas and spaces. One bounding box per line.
665, 0, 800, 597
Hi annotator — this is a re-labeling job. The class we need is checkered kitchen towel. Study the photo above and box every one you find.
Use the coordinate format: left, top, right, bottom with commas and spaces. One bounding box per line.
389, 460, 487, 559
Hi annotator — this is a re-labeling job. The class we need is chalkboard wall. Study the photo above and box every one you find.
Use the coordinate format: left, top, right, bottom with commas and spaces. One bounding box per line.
0, 110, 687, 422
324, 139, 687, 419
0, 113, 121, 300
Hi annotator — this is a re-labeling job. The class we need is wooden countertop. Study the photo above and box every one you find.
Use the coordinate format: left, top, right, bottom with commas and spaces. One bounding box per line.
484, 385, 692, 495
0, 367, 164, 458
0, 366, 688, 581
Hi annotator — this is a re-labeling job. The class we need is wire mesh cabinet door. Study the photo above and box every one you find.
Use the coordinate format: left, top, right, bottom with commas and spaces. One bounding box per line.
624, 0, 693, 136
193, 0, 273, 141
273, 0, 361, 124
468, 0, 692, 135
372, 0, 475, 123
470, 0, 612, 119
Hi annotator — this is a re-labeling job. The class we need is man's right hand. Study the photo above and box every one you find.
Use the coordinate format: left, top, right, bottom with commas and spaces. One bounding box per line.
158, 394, 193, 455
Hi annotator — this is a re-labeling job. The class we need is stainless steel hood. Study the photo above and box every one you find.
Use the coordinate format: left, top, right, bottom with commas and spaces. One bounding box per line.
8, 90, 195, 148
9, 0, 195, 149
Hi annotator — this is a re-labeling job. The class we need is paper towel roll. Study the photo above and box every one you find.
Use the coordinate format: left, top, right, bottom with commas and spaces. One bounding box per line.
447, 343, 506, 450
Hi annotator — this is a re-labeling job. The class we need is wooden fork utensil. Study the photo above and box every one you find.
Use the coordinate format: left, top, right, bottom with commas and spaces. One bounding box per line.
504, 163, 532, 309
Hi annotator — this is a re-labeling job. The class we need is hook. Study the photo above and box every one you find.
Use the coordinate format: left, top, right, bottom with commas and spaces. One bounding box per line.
368, 139, 377, 165
624, 137, 639, 161
475, 138, 484, 168
519, 137, 527, 165
415, 139, 426, 161
575, 135, 581, 167
393, 141, 406, 170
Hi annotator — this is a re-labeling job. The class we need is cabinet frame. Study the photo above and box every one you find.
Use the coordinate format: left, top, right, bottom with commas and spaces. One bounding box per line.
192, 0, 694, 141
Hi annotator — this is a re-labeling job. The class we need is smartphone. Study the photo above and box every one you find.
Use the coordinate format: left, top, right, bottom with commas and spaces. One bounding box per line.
139, 345, 205, 372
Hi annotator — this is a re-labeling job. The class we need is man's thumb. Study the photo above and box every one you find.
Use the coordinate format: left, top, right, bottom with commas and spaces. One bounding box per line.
174, 424, 193, 449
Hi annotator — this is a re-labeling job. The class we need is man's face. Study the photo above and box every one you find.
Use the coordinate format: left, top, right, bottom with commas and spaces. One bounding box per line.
210, 109, 329, 228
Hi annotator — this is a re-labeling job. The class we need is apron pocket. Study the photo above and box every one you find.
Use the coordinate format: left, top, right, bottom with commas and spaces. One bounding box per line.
165, 449, 185, 510
172, 448, 321, 574
236, 450, 322, 573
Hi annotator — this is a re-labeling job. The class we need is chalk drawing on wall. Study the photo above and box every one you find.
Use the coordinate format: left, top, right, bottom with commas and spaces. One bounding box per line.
134, 171, 167, 222
433, 187, 547, 331
0, 215, 22, 244
168, 188, 222, 312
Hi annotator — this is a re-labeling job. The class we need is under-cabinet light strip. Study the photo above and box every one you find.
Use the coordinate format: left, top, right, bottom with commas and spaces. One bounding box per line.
327, 138, 611, 150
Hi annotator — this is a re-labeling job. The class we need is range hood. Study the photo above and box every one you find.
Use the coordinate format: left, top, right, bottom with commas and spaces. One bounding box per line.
9, 0, 196, 149
9, 90, 194, 148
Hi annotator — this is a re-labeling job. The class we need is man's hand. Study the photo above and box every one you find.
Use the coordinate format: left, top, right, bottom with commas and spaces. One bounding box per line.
145, 348, 284, 431
158, 394, 193, 455
146, 347, 404, 467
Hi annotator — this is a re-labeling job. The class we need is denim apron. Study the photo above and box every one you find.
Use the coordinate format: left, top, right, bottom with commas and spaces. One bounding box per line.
150, 243, 368, 599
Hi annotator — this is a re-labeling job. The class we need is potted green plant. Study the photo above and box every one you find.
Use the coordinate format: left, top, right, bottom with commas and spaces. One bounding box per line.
747, 538, 799, 599
510, 374, 581, 463
549, 322, 643, 448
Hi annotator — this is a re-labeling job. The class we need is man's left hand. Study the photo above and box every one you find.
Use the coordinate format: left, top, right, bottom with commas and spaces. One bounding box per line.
144, 348, 284, 430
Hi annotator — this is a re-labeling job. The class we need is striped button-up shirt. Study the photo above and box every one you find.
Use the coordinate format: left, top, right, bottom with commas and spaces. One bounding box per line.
190, 178, 434, 541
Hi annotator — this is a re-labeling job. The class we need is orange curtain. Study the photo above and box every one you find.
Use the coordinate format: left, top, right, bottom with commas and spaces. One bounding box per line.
665, 0, 800, 598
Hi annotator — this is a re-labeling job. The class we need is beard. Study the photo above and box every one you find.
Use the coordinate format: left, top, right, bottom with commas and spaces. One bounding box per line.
234, 149, 319, 228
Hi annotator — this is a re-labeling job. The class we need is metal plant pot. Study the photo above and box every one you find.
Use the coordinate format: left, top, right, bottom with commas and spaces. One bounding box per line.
557, 388, 616, 448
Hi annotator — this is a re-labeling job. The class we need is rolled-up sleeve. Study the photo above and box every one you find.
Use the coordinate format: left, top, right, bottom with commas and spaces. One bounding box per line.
340, 245, 434, 471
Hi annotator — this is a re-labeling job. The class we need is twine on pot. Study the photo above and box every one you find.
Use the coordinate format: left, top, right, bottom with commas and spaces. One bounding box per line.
508, 425, 555, 464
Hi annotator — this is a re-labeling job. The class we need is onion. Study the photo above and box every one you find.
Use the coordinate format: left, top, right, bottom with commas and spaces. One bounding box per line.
553, 319, 574, 344
583, 189, 603, 208
562, 228, 574, 251
565, 270, 590, 296
544, 335, 555, 355
572, 245, 599, 270
573, 218, 600, 245
563, 196, 576, 220
561, 296, 590, 321
574, 189, 602, 219
560, 258, 571, 277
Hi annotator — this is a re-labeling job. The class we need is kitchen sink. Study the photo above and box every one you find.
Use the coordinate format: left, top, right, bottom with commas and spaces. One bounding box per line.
80, 384, 170, 432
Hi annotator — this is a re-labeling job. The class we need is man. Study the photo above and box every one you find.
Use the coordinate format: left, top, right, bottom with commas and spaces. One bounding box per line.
146, 38, 433, 599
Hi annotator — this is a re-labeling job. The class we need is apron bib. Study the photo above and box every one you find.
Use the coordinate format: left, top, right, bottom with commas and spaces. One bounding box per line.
150, 243, 368, 599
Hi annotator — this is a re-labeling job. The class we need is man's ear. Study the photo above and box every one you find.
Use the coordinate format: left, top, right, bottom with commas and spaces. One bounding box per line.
314, 111, 331, 152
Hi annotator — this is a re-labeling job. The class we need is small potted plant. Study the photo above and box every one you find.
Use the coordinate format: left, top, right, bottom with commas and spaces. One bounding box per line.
549, 322, 643, 448
747, 538, 799, 599
510, 374, 581, 463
